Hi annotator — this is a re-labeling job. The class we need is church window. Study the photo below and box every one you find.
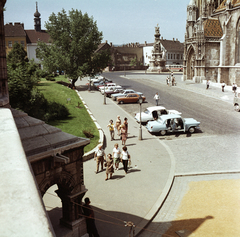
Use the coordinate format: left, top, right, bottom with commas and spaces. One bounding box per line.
8, 41, 12, 47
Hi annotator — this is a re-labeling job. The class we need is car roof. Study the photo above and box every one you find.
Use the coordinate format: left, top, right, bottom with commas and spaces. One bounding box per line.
146, 106, 166, 111
160, 114, 182, 120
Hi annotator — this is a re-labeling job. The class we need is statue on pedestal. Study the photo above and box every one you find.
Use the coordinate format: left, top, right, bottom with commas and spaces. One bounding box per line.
147, 24, 166, 73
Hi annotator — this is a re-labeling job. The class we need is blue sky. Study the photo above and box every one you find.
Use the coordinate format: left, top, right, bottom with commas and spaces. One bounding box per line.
4, 0, 190, 45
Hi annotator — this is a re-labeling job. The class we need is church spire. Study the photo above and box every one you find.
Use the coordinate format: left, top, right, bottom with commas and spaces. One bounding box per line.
34, 2, 41, 31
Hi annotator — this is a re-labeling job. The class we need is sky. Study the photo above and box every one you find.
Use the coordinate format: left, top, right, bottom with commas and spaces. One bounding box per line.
4, 0, 190, 45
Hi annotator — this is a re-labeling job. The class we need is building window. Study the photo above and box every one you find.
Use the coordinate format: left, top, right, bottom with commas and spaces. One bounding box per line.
174, 54, 175, 59
177, 54, 179, 59
8, 41, 12, 47
21, 41, 24, 47
171, 54, 173, 59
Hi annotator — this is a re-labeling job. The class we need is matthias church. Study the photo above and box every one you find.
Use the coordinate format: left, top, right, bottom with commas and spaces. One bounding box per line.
183, 0, 240, 85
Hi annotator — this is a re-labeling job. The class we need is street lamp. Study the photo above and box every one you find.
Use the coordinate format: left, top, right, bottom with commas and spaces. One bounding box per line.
103, 77, 106, 105
138, 95, 143, 140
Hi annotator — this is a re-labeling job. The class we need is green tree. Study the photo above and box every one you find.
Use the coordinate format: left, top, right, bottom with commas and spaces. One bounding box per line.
130, 57, 138, 67
37, 9, 111, 87
7, 43, 69, 121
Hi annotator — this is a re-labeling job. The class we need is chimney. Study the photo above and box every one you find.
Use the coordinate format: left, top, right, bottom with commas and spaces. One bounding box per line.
110, 42, 112, 47
105, 40, 108, 43
161, 37, 163, 40
173, 38, 175, 41
145, 41, 147, 46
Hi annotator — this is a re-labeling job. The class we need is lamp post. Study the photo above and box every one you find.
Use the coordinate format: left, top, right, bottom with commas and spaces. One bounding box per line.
103, 77, 106, 105
138, 95, 143, 140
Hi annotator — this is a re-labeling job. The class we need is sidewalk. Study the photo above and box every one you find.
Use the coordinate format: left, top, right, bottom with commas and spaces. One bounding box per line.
74, 73, 237, 237
75, 78, 175, 237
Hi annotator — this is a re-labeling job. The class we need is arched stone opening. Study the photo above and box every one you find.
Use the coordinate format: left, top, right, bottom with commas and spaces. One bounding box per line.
187, 46, 195, 80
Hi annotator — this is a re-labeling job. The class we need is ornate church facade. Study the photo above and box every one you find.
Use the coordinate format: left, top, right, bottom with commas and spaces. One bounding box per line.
183, 0, 240, 85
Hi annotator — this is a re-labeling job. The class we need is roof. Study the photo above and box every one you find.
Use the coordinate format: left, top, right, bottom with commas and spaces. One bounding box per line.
25, 30, 50, 44
215, 0, 240, 12
204, 18, 223, 38
95, 42, 111, 53
12, 108, 90, 162
160, 39, 184, 52
146, 106, 167, 112
159, 114, 182, 120
4, 23, 26, 37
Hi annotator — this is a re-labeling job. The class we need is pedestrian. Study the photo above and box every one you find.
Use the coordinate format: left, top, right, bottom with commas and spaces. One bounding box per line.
94, 144, 106, 174
221, 81, 226, 92
121, 146, 131, 174
172, 77, 176, 86
115, 115, 121, 136
120, 125, 127, 145
154, 92, 160, 106
107, 119, 115, 140
123, 117, 128, 136
105, 154, 114, 180
206, 80, 210, 89
82, 197, 100, 237
232, 83, 237, 94
166, 76, 169, 85
113, 143, 121, 170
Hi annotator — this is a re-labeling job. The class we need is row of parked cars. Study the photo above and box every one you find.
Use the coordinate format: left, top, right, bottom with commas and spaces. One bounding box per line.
89, 75, 201, 135
89, 75, 146, 104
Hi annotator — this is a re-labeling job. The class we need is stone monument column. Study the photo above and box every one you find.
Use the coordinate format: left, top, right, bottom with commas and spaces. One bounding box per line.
0, 0, 9, 108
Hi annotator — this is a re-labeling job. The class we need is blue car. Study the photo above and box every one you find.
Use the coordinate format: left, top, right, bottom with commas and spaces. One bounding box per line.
146, 114, 200, 136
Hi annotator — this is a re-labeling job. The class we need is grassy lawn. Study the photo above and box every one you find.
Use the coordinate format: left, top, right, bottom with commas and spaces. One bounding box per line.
37, 75, 99, 153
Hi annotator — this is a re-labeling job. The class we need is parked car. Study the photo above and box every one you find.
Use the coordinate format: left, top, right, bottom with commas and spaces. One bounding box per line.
98, 83, 117, 91
88, 74, 104, 84
92, 78, 112, 87
105, 88, 124, 97
100, 85, 123, 94
112, 89, 143, 101
146, 114, 200, 136
94, 82, 115, 90
135, 106, 181, 123
117, 93, 146, 104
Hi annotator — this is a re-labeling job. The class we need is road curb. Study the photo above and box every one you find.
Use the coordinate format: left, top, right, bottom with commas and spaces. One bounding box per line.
76, 90, 105, 162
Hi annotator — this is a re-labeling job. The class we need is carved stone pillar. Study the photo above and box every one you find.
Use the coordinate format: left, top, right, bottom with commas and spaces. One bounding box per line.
55, 189, 87, 230
0, 0, 9, 108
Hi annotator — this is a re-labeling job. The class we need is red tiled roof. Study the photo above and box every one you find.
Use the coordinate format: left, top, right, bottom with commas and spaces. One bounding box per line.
160, 39, 184, 52
5, 23, 26, 37
25, 30, 50, 44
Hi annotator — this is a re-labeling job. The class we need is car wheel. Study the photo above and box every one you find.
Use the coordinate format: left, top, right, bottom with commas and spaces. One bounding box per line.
160, 130, 166, 136
188, 127, 195, 133
119, 100, 124, 104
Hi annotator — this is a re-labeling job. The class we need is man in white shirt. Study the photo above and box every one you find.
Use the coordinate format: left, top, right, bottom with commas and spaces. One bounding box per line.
94, 144, 106, 173
154, 92, 160, 106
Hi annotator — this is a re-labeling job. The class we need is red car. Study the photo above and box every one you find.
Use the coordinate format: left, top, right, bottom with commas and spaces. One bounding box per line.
117, 93, 146, 104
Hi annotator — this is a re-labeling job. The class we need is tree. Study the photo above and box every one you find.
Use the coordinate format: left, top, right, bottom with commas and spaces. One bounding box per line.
37, 9, 111, 87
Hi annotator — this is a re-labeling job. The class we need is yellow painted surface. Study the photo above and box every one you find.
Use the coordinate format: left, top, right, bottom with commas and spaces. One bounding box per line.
164, 179, 240, 237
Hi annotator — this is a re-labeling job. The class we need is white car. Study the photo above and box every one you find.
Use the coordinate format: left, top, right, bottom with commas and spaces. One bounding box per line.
98, 83, 117, 91
100, 85, 123, 94
135, 106, 181, 123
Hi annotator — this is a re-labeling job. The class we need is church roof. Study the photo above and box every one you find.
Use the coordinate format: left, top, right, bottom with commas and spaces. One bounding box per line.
215, 0, 240, 12
204, 18, 223, 38
25, 30, 50, 44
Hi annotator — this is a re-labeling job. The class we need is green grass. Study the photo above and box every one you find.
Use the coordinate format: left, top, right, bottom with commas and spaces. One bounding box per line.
37, 75, 99, 153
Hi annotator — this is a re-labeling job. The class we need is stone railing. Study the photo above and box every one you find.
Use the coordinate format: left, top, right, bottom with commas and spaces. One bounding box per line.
0, 108, 55, 237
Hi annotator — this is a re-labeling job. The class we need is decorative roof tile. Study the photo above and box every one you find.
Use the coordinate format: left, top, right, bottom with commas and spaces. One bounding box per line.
204, 18, 223, 38
216, 0, 240, 12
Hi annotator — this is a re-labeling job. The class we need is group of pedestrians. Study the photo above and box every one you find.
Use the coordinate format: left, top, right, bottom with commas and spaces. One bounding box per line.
107, 115, 128, 145
94, 143, 131, 180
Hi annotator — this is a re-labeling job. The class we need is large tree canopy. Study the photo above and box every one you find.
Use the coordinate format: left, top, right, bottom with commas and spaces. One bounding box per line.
37, 9, 111, 86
